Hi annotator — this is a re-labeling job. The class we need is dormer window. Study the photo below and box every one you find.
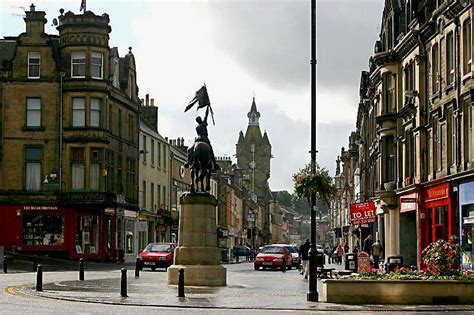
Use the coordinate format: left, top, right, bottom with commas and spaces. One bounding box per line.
28, 52, 40, 79
91, 52, 103, 79
71, 52, 86, 78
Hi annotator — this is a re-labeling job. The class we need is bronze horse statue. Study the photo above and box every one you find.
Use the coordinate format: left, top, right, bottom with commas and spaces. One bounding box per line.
186, 141, 214, 192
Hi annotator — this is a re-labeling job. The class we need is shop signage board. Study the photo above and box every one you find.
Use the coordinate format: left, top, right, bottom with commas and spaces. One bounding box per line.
357, 251, 371, 273
426, 183, 449, 202
137, 221, 148, 232
350, 201, 376, 225
400, 193, 417, 213
23, 205, 58, 211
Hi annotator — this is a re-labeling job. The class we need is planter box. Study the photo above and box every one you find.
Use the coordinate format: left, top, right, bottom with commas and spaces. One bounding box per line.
322, 279, 474, 304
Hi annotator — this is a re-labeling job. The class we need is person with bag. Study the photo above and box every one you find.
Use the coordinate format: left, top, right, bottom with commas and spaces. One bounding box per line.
298, 239, 310, 279
371, 239, 383, 269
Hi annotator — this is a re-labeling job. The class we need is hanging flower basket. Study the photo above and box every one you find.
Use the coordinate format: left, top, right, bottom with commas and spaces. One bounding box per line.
293, 163, 335, 205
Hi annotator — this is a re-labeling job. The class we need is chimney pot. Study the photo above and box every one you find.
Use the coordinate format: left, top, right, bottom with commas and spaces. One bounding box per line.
146, 94, 149, 106
151, 99, 154, 106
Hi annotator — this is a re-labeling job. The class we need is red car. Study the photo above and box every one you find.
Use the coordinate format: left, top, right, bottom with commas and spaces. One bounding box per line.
254, 244, 293, 270
137, 242, 176, 270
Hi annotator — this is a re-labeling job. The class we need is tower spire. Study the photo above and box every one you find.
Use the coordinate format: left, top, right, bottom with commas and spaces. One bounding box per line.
248, 96, 260, 126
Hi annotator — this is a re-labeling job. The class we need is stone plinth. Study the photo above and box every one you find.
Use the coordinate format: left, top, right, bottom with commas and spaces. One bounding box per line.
167, 193, 226, 286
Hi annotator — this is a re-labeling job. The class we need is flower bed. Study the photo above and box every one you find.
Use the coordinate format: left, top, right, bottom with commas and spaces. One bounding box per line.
321, 278, 474, 304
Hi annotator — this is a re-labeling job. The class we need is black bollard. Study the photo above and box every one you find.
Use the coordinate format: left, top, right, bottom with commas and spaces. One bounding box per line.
33, 255, 38, 272
36, 264, 43, 292
282, 259, 286, 272
79, 258, 84, 281
120, 268, 127, 297
135, 257, 140, 278
178, 268, 185, 298
3, 255, 7, 273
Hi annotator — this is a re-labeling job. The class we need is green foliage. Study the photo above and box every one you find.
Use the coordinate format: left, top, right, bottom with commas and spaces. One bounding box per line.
272, 191, 293, 208
293, 163, 335, 206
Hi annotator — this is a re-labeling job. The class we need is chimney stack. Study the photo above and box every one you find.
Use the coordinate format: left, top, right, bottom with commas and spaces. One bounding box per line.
145, 94, 149, 106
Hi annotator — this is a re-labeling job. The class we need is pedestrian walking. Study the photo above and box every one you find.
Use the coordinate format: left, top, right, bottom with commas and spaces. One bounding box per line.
299, 239, 310, 279
363, 234, 373, 254
336, 243, 344, 265
371, 240, 383, 269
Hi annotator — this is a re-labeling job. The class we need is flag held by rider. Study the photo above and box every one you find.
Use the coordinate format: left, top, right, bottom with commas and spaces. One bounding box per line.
184, 85, 210, 112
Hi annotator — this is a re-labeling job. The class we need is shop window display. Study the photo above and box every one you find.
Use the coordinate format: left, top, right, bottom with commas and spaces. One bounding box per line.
76, 215, 99, 254
23, 214, 64, 246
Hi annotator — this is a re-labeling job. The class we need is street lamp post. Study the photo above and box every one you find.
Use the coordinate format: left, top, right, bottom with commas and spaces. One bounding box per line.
307, 0, 318, 302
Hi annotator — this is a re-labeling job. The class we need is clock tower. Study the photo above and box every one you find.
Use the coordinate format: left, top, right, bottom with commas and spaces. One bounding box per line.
236, 97, 272, 201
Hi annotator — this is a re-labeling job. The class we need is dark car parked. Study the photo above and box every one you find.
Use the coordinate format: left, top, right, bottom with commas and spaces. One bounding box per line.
232, 245, 253, 261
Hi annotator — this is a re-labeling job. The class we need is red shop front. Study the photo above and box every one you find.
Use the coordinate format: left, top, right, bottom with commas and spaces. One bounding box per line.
0, 204, 117, 261
418, 182, 456, 266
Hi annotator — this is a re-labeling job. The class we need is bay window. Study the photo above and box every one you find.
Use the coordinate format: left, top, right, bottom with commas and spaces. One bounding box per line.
90, 98, 102, 128
71, 52, 86, 78
72, 97, 85, 127
91, 52, 103, 79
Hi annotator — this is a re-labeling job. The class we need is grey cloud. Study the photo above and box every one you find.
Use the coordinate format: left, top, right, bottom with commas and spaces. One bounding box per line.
208, 0, 383, 92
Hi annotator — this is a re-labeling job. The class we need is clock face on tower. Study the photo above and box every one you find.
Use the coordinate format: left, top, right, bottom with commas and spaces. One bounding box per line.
179, 164, 185, 178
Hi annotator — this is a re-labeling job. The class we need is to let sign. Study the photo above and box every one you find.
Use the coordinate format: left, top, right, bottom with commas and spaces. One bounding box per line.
350, 201, 376, 225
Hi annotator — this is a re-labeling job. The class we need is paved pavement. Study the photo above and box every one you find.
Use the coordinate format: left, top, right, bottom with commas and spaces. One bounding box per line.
1, 260, 473, 314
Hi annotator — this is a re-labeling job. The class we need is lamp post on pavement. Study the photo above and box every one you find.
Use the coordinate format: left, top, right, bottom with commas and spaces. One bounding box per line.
307, 0, 318, 302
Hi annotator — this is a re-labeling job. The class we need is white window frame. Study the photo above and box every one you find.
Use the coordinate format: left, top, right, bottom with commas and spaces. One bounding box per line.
28, 52, 40, 79
91, 52, 103, 79
71, 52, 86, 78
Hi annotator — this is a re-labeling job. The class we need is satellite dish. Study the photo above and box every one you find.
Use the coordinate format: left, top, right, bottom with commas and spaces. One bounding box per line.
52, 18, 58, 26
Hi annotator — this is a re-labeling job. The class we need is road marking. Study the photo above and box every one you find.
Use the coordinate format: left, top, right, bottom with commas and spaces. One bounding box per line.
4, 285, 39, 299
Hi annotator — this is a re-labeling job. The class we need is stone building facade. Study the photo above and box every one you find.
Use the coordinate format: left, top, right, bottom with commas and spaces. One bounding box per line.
138, 94, 171, 251
332, 0, 473, 269
0, 6, 140, 261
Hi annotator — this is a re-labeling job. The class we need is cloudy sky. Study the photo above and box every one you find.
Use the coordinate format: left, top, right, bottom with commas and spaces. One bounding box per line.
0, 0, 384, 192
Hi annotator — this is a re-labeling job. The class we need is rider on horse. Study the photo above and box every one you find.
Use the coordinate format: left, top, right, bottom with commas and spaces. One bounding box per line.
186, 106, 220, 171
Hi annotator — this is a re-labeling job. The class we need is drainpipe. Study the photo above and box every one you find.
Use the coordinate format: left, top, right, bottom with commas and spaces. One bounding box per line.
59, 72, 65, 192
454, 16, 462, 171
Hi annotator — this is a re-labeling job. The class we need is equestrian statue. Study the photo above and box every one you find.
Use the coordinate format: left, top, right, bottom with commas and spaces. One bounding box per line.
184, 85, 220, 192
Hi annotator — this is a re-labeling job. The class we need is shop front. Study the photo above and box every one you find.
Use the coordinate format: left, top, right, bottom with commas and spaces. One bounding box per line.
0, 204, 116, 261
399, 192, 418, 267
459, 180, 474, 271
419, 182, 456, 267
